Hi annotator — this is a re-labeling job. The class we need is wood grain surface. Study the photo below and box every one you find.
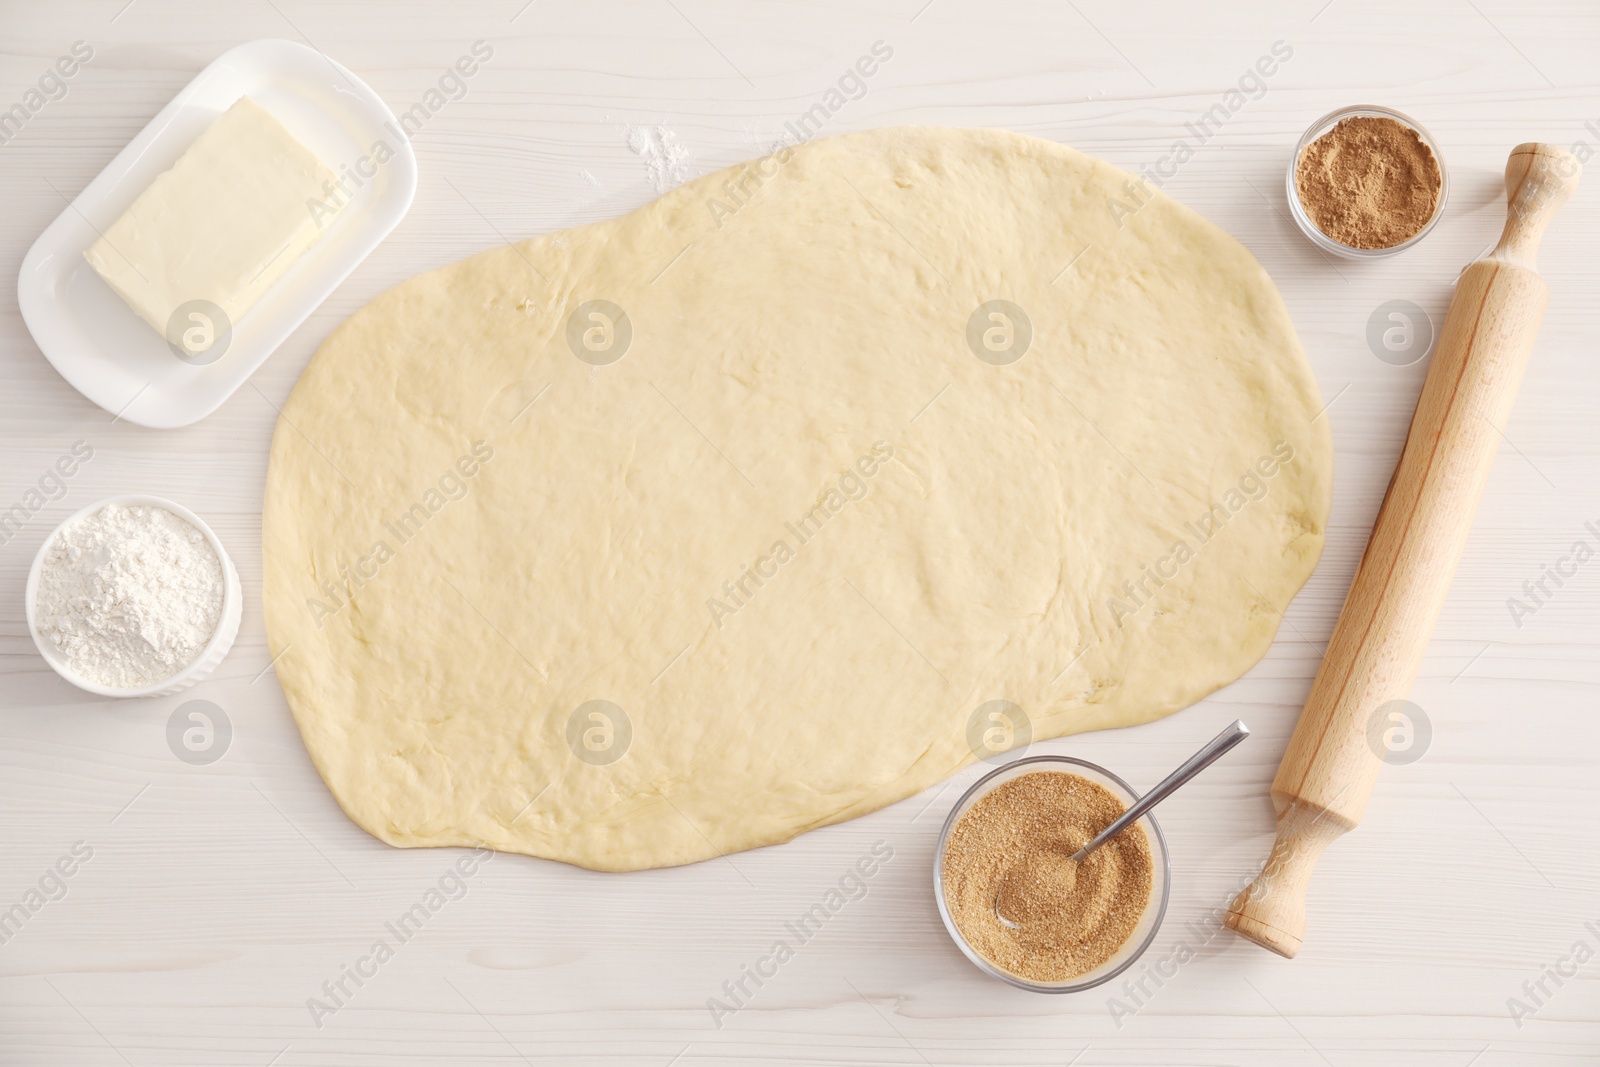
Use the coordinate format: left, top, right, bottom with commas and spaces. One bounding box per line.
2, 1, 1598, 1064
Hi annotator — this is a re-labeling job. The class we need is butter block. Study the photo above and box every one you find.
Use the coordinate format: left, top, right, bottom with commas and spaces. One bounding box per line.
84, 97, 337, 341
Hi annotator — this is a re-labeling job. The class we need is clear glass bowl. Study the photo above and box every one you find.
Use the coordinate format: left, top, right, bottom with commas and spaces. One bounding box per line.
1286, 104, 1448, 259
933, 754, 1172, 993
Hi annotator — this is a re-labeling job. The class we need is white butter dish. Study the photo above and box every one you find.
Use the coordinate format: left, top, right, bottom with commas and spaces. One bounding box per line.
18, 39, 417, 429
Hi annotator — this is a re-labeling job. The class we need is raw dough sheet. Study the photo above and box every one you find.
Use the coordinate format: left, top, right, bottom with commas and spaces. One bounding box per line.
263, 127, 1330, 871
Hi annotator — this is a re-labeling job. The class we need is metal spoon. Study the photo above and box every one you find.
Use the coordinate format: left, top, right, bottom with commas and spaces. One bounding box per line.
994, 720, 1249, 928
1069, 719, 1250, 862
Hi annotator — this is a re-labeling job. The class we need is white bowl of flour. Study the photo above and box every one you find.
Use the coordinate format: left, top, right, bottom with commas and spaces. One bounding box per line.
26, 496, 242, 697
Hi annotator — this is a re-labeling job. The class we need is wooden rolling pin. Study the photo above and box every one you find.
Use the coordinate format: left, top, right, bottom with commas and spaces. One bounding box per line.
1225, 143, 1581, 958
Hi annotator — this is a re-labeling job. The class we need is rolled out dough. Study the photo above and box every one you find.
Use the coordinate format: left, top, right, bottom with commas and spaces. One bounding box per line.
263, 127, 1330, 871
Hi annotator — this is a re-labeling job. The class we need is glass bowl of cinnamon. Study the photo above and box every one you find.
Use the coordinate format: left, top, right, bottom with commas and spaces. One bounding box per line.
933, 754, 1172, 993
1286, 104, 1448, 259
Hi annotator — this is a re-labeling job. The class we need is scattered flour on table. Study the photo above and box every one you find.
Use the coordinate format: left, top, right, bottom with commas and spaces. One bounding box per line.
738, 121, 784, 155
626, 124, 692, 192
35, 504, 224, 688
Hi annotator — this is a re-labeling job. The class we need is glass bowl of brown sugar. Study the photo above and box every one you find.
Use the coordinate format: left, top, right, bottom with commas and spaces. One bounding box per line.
1286, 104, 1448, 258
934, 754, 1172, 993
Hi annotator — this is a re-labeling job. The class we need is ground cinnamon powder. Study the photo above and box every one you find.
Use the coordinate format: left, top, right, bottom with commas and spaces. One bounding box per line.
1295, 115, 1441, 249
942, 771, 1152, 983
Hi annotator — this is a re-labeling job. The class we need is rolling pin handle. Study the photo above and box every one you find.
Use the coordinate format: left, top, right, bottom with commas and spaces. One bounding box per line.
1493, 143, 1582, 269
1225, 800, 1353, 958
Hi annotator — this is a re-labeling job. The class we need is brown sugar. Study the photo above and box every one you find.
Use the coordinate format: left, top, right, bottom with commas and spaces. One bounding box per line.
942, 771, 1152, 983
1295, 115, 1442, 249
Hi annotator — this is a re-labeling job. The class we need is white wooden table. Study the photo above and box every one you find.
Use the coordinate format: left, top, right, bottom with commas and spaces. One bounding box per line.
3, 2, 1597, 1063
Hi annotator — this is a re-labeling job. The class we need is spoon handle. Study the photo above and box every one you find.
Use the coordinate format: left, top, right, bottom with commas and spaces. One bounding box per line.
1071, 719, 1251, 862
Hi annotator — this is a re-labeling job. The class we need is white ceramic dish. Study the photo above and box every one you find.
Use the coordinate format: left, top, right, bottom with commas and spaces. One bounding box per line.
17, 39, 417, 429
25, 496, 243, 699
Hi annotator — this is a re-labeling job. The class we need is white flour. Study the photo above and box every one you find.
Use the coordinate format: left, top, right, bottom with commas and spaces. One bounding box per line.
626, 124, 692, 192
35, 504, 224, 689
